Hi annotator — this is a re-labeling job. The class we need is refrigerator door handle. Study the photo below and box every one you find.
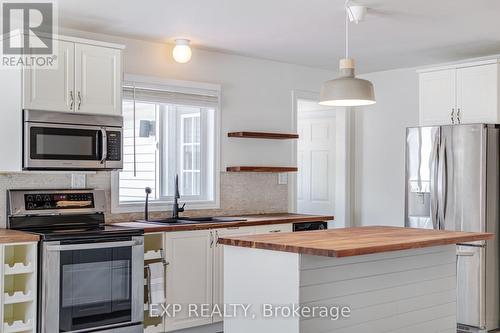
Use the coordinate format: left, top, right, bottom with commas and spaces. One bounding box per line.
430, 135, 440, 230
437, 136, 448, 230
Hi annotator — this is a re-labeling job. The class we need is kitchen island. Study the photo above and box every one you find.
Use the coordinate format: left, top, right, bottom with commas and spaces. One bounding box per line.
218, 226, 493, 333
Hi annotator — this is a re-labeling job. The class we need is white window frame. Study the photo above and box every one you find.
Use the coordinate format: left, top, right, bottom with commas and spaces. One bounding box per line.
111, 74, 221, 214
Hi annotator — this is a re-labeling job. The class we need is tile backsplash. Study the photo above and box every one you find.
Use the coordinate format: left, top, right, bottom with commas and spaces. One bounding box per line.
0, 172, 288, 227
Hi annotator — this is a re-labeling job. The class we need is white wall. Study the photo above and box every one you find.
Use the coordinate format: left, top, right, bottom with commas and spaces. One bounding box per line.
61, 29, 334, 169
353, 68, 419, 226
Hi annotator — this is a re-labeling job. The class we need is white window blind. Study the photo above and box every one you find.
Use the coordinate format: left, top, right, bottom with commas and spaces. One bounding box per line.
115, 79, 219, 210
122, 85, 219, 108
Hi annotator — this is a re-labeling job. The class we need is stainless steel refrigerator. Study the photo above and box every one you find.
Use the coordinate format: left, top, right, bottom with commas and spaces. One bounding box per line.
405, 124, 499, 332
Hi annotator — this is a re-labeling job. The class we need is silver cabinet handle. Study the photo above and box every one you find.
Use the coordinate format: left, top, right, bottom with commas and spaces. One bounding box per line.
47, 240, 141, 251
457, 108, 461, 124
210, 231, 214, 248
69, 91, 74, 110
269, 230, 281, 233
215, 230, 219, 247
77, 91, 82, 110
451, 108, 455, 124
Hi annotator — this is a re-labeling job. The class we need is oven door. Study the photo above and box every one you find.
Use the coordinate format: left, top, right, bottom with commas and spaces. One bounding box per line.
40, 236, 144, 333
24, 122, 105, 170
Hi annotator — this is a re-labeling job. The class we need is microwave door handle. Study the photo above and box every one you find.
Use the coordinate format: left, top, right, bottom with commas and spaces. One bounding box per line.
100, 128, 107, 164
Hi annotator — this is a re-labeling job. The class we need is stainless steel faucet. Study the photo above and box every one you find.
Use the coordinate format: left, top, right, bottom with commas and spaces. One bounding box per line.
172, 175, 185, 219
144, 187, 151, 221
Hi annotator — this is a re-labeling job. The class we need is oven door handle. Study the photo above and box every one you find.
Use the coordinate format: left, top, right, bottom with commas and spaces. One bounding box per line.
47, 240, 141, 251
100, 128, 108, 164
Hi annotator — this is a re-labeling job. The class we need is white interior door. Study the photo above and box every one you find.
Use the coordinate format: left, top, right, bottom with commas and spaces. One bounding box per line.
74, 43, 121, 115
23, 39, 75, 112
297, 108, 336, 216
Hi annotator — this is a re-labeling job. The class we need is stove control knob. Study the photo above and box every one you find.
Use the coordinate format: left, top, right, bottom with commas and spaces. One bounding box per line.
44, 202, 51, 208
26, 195, 33, 202
44, 195, 50, 201
35, 195, 42, 201
27, 203, 34, 209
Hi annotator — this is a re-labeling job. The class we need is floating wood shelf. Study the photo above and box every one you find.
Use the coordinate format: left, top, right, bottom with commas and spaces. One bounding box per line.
226, 166, 298, 173
228, 131, 299, 140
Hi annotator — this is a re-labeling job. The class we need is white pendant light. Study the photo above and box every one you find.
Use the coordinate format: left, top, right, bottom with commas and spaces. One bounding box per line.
319, 2, 375, 107
172, 39, 192, 63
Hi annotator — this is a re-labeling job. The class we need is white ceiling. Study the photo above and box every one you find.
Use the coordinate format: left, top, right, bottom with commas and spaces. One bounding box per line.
57, 0, 500, 73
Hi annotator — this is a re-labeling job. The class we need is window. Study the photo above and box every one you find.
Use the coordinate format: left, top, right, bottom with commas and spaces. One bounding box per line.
112, 76, 220, 212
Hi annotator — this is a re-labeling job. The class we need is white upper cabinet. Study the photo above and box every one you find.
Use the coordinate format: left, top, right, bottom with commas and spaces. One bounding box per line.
22, 37, 123, 116
23, 40, 75, 112
419, 69, 456, 126
456, 63, 499, 124
75, 44, 122, 115
419, 61, 500, 126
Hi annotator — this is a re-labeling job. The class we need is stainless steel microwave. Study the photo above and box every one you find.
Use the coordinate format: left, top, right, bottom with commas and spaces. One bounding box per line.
23, 109, 123, 170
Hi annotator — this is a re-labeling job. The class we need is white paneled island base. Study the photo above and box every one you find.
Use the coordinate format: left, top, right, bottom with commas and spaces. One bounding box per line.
223, 245, 457, 333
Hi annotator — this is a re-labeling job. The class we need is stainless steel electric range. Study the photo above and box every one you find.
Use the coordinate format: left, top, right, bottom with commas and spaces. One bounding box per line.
7, 189, 144, 333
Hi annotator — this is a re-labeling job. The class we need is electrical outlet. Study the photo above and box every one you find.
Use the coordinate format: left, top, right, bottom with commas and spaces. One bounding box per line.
71, 174, 86, 189
278, 173, 288, 185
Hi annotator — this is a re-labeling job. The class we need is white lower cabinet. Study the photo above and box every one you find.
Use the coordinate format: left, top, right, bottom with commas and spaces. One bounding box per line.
163, 224, 291, 331
164, 229, 213, 331
212, 227, 255, 323
0, 242, 38, 333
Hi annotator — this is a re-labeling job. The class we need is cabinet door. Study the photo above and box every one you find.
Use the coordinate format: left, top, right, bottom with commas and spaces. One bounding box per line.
457, 64, 499, 124
164, 230, 213, 331
254, 223, 293, 234
23, 40, 74, 112
74, 43, 121, 115
419, 69, 456, 126
0, 67, 22, 171
213, 226, 255, 323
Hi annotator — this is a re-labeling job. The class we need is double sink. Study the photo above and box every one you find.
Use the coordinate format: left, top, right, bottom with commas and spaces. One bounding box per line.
141, 216, 247, 226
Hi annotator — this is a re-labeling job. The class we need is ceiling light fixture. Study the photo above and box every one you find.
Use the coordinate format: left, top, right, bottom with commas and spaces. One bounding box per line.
319, 1, 375, 107
172, 39, 192, 63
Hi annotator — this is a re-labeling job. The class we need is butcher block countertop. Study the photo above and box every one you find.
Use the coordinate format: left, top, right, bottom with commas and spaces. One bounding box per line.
112, 213, 334, 233
0, 229, 39, 243
218, 226, 493, 257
